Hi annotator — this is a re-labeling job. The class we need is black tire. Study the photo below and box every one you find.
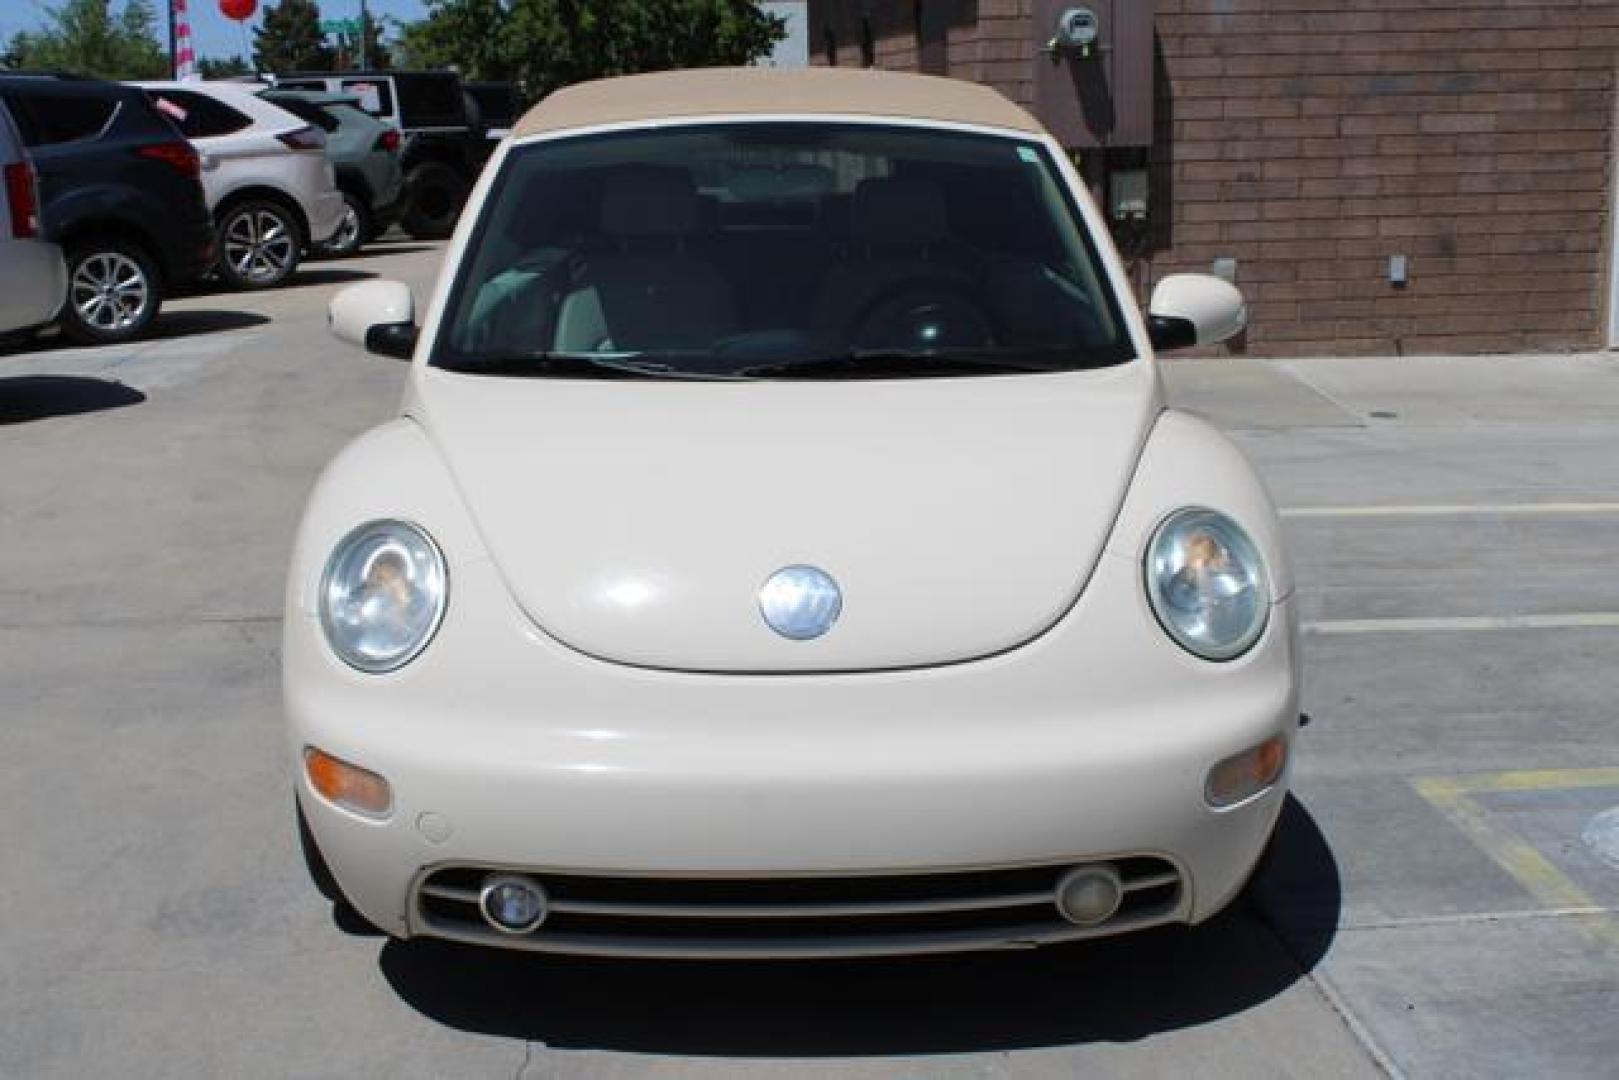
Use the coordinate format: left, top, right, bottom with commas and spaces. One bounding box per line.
296, 797, 383, 935
400, 161, 467, 240
215, 198, 302, 290
318, 190, 370, 258
58, 239, 163, 346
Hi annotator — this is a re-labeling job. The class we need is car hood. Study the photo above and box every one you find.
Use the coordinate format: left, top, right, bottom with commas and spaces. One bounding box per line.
414, 363, 1160, 672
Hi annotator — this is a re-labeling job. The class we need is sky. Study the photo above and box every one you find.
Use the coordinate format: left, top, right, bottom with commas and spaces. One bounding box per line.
0, 0, 431, 63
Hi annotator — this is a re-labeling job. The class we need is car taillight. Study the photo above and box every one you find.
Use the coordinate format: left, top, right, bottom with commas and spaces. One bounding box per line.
374, 128, 400, 153
3, 161, 39, 239
137, 140, 201, 178
277, 125, 325, 151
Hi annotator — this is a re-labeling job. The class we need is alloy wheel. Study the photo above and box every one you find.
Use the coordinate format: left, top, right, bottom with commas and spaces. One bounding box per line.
323, 202, 363, 255
70, 251, 151, 333
223, 207, 297, 285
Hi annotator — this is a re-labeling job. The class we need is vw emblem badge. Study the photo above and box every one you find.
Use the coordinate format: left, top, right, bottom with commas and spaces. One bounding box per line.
759, 565, 842, 641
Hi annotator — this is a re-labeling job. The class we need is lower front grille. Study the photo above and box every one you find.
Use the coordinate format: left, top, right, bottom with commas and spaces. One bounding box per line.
411, 857, 1186, 959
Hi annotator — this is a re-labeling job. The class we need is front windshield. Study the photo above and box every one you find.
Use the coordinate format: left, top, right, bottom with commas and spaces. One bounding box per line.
433, 122, 1134, 379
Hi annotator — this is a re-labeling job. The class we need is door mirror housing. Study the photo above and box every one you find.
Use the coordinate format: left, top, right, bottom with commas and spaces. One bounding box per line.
1146, 274, 1247, 352
329, 280, 417, 360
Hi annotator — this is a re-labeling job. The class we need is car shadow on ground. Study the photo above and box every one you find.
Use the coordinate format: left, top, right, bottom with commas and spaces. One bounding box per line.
1, 310, 271, 356
142, 309, 270, 341
316, 243, 440, 260
376, 795, 1340, 1056
282, 268, 380, 288
0, 376, 145, 424
178, 268, 378, 298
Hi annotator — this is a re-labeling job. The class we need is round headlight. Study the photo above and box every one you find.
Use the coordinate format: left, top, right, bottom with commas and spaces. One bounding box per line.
1145, 508, 1270, 661
319, 520, 447, 673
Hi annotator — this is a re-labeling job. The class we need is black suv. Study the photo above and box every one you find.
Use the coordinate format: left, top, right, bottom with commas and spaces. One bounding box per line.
0, 74, 215, 345
271, 70, 508, 239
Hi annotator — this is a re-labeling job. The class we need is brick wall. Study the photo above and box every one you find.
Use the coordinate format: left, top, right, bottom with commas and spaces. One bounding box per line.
808, 1, 1619, 356
809, 1, 1035, 100
1152, 0, 1618, 355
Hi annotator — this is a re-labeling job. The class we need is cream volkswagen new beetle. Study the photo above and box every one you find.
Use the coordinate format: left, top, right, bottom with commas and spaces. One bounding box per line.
288, 68, 1298, 958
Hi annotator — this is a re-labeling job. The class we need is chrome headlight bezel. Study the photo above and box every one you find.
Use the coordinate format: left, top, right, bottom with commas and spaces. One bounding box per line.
1144, 507, 1270, 662
318, 519, 448, 674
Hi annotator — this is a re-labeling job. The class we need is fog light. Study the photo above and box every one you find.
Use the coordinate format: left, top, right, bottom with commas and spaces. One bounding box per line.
303, 746, 392, 819
479, 875, 548, 934
1054, 864, 1123, 926
1205, 735, 1288, 808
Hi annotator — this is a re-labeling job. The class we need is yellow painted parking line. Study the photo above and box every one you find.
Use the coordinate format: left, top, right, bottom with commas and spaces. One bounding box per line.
1413, 769, 1619, 952
1436, 767, 1619, 794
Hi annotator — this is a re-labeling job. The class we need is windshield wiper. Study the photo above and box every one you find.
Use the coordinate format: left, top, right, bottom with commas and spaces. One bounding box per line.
442, 351, 747, 381
737, 347, 1080, 380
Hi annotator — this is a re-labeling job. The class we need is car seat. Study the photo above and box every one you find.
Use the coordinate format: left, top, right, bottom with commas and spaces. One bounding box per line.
554, 168, 738, 352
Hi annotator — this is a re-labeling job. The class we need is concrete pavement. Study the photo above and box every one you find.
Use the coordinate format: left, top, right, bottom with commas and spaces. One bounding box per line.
2, 241, 1615, 1077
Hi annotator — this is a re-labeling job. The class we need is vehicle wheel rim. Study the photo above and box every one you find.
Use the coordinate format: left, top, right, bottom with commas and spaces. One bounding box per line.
224, 207, 296, 283
70, 252, 150, 332
329, 203, 361, 252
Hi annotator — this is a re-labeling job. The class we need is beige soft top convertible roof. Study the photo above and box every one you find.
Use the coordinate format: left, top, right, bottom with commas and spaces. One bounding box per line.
511, 67, 1045, 139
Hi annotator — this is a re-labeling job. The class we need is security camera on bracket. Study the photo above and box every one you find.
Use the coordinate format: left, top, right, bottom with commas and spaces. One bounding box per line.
1045, 6, 1102, 61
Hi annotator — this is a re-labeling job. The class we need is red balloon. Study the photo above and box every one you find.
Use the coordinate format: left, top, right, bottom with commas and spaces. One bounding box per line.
218, 0, 256, 21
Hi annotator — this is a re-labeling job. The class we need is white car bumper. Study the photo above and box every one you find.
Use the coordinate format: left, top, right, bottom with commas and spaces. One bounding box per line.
307, 186, 346, 246
287, 537, 1299, 958
0, 237, 66, 335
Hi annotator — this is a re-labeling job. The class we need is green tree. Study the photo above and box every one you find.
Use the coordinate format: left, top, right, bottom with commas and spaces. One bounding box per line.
199, 55, 254, 78
3, 0, 168, 79
399, 0, 784, 94
253, 0, 336, 74
335, 9, 390, 70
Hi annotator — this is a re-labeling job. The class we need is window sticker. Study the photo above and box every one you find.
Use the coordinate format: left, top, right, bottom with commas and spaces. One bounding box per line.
346, 82, 382, 115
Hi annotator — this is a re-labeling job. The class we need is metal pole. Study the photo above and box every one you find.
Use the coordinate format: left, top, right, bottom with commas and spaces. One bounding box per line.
167, 0, 177, 77
359, 0, 369, 69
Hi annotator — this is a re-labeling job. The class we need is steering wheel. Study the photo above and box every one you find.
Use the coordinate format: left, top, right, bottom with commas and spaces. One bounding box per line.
846, 278, 997, 350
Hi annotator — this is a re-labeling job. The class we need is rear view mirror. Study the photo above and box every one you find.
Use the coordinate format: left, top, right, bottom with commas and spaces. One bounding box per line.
329, 280, 417, 360
365, 322, 418, 360
1146, 274, 1247, 352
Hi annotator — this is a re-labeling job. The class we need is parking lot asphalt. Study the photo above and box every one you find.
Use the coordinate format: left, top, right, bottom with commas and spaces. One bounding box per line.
3, 241, 1616, 1078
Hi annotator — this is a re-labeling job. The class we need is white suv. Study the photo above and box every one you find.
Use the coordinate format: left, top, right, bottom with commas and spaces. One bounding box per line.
136, 81, 345, 289
0, 98, 65, 336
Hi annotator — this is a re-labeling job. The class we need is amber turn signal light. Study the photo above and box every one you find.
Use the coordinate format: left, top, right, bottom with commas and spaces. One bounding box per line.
304, 746, 393, 819
1205, 735, 1288, 809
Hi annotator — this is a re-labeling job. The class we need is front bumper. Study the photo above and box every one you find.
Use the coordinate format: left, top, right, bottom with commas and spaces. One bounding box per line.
288, 538, 1298, 956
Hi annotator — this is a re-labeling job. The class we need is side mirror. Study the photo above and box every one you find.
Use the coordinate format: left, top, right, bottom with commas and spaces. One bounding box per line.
1146, 274, 1247, 352
329, 280, 417, 360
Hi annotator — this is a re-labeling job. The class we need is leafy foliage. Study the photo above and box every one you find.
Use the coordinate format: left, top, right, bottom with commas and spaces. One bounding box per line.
253, 0, 335, 73
2, 0, 168, 79
199, 55, 254, 78
333, 9, 390, 70
398, 0, 785, 95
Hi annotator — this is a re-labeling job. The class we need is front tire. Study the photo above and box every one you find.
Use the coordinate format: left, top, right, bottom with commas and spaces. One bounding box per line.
216, 199, 302, 290
58, 240, 162, 345
400, 162, 467, 239
318, 191, 369, 258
